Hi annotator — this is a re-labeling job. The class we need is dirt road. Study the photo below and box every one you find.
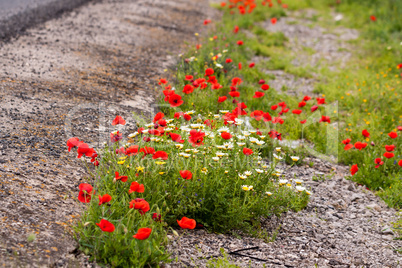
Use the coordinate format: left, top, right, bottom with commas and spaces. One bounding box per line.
0, 0, 216, 266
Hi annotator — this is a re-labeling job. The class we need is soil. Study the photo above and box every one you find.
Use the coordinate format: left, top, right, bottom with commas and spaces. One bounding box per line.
0, 0, 217, 266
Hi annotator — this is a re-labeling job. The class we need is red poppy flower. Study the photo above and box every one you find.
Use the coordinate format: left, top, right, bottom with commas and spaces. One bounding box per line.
183, 114, 192, 121
344, 144, 354, 151
140, 146, 155, 157
96, 219, 115, 233
271, 18, 277, 24
174, 112, 183, 119
229, 91, 240, 97
185, 75, 193, 81
388, 132, 398, 139
211, 83, 222, 90
148, 129, 160, 136
170, 133, 184, 143
272, 117, 284, 124
115, 171, 128, 182
203, 19, 211, 25
374, 158, 384, 168
158, 119, 167, 127
218, 96, 227, 103
169, 94, 184, 107
163, 89, 175, 102
397, 126, 402, 131
129, 199, 150, 215
300, 120, 306, 124
243, 148, 253, 155
204, 119, 212, 126
158, 78, 168, 85
180, 170, 193, 180
205, 68, 214, 76
278, 102, 286, 107
112, 115, 126, 126
253, 91, 264, 98
189, 129, 205, 146
249, 62, 255, 68
342, 138, 351, 144
263, 112, 272, 122
350, 164, 358, 176
303, 96, 311, 101
258, 79, 265, 85
183, 84, 194, 94
152, 151, 168, 160
226, 58, 233, 63
362, 129, 370, 138
177, 217, 196, 229
237, 40, 244, 46
317, 98, 326, 105
385, 145, 395, 152
311, 105, 318, 112
319, 116, 330, 123
370, 15, 376, 21
78, 183, 93, 203
354, 142, 367, 150
250, 110, 264, 121
125, 145, 140, 156
67, 137, 80, 152
271, 105, 278, 110
153, 112, 164, 123
384, 152, 394, 159
232, 77, 242, 86
152, 213, 162, 222
238, 62, 242, 70
292, 109, 302, 115
77, 143, 96, 159
128, 181, 145, 194
268, 130, 282, 140
98, 194, 112, 205
298, 101, 306, 108
133, 228, 152, 240
399, 159, 402, 167
221, 132, 232, 140
233, 25, 239, 33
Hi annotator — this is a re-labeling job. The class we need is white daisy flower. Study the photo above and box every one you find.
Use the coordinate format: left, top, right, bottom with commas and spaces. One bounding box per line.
296, 186, 306, 192
244, 171, 252, 176
239, 174, 247, 180
279, 179, 288, 186
217, 126, 230, 133
291, 156, 300, 162
175, 144, 183, 149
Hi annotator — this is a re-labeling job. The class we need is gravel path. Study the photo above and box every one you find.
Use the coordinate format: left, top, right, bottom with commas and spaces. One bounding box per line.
0, 0, 216, 266
168, 158, 402, 267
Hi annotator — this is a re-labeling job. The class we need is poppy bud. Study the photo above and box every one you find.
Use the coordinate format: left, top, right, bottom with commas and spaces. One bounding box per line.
172, 230, 179, 237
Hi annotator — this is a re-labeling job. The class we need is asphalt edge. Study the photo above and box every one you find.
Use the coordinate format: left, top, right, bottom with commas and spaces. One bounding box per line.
0, 0, 96, 41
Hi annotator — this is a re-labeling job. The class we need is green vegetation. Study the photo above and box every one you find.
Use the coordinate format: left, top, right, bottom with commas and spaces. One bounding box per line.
70, 0, 402, 266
